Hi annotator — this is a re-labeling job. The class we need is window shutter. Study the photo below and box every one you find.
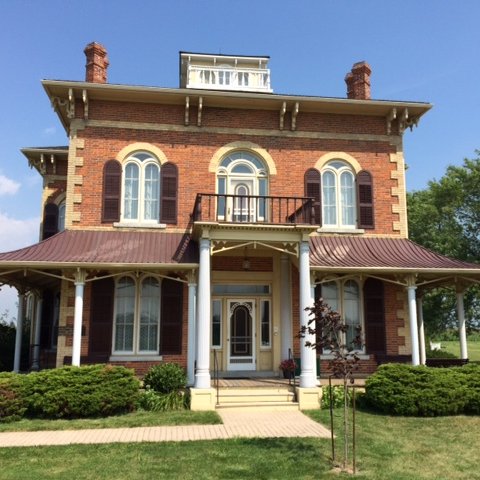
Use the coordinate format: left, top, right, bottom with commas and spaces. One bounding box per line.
363, 278, 386, 355
88, 277, 114, 362
304, 168, 322, 225
160, 278, 183, 355
102, 160, 121, 223
357, 170, 374, 229
160, 163, 178, 224
42, 203, 59, 240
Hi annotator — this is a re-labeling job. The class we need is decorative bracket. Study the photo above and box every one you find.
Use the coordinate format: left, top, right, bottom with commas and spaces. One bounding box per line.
82, 89, 89, 120
291, 102, 299, 131
398, 108, 409, 134
51, 88, 75, 119
185, 96, 190, 126
197, 96, 203, 127
386, 108, 396, 135
279, 101, 286, 130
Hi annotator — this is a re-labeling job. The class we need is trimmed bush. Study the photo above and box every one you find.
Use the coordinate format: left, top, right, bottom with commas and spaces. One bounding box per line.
20, 365, 140, 419
321, 385, 352, 409
0, 374, 26, 422
363, 363, 478, 416
143, 363, 187, 394
426, 348, 457, 359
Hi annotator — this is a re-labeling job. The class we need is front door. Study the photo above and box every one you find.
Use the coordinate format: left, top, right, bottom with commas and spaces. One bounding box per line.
229, 179, 255, 222
227, 299, 255, 370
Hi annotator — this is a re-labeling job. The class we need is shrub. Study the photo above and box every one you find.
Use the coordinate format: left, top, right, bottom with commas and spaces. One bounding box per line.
137, 388, 189, 412
426, 348, 457, 359
143, 363, 187, 394
363, 364, 476, 416
321, 385, 352, 409
21, 364, 140, 419
0, 374, 26, 422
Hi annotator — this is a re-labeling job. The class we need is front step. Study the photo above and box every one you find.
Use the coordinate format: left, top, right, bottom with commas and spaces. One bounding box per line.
215, 385, 299, 410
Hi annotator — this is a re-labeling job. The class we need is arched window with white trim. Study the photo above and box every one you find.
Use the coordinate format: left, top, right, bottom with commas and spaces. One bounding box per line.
216, 151, 268, 222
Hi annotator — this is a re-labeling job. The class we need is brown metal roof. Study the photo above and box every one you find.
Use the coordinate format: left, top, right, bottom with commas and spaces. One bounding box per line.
0, 230, 198, 267
309, 236, 480, 273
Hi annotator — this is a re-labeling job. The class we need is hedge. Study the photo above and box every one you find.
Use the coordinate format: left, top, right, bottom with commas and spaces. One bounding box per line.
0, 365, 140, 422
363, 363, 480, 416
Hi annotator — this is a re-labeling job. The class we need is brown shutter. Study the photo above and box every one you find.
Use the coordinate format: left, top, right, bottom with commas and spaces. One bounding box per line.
42, 203, 59, 240
102, 160, 121, 223
160, 278, 183, 354
160, 163, 178, 224
357, 170, 374, 229
363, 278, 386, 355
304, 168, 321, 225
88, 277, 114, 362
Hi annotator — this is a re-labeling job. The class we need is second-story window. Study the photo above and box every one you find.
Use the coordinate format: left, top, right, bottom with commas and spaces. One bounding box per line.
216, 151, 268, 222
322, 161, 356, 228
123, 152, 160, 222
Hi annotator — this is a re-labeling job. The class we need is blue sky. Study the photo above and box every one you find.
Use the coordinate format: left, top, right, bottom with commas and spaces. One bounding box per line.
1, 0, 479, 317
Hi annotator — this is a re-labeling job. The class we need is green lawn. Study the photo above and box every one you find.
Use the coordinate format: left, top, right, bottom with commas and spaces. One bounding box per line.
0, 410, 221, 433
440, 340, 480, 361
1, 410, 479, 479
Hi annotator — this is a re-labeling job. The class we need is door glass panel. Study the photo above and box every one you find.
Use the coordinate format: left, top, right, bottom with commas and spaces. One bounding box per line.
212, 299, 222, 347
260, 300, 270, 347
230, 305, 252, 357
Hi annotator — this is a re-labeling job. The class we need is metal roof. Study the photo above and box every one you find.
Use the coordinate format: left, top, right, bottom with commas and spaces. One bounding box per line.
309, 236, 480, 273
0, 230, 198, 268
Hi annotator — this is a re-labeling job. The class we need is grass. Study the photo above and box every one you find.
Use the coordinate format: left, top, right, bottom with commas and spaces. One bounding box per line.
0, 410, 221, 432
441, 340, 480, 361
1, 409, 480, 479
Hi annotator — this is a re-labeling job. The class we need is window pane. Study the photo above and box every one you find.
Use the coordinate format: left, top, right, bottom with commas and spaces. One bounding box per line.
322, 282, 339, 312
261, 300, 270, 347
217, 177, 226, 218
57, 202, 66, 232
212, 284, 270, 295
322, 171, 337, 225
139, 277, 160, 352
232, 164, 253, 174
144, 164, 160, 221
344, 280, 360, 349
124, 163, 139, 220
115, 277, 135, 352
340, 172, 355, 226
212, 300, 222, 347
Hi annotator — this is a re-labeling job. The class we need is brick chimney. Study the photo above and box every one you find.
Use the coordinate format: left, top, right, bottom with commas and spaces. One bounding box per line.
84, 42, 109, 83
345, 61, 371, 100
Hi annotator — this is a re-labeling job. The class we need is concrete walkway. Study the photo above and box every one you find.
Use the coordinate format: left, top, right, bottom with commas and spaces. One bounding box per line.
0, 410, 330, 448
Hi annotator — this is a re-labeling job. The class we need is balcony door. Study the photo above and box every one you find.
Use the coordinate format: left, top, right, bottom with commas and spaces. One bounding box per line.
227, 299, 255, 371
230, 180, 255, 222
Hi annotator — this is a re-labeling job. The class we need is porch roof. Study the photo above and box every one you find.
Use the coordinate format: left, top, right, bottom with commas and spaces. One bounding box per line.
0, 230, 198, 268
309, 236, 480, 275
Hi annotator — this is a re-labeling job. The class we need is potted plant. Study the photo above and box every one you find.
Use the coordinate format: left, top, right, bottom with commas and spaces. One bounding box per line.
279, 358, 295, 379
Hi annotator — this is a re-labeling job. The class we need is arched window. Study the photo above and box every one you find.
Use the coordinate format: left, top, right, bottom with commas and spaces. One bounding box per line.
123, 152, 160, 223
322, 161, 356, 227
216, 151, 268, 222
57, 201, 66, 232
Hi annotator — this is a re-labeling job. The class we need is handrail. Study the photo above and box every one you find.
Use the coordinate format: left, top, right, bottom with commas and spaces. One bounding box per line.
288, 347, 297, 402
213, 349, 220, 406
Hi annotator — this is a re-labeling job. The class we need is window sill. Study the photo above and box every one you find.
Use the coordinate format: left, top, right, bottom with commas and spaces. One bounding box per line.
109, 355, 163, 362
113, 222, 167, 229
317, 227, 365, 234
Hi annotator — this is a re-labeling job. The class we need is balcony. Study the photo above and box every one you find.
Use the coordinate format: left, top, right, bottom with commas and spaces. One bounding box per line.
192, 193, 317, 226
186, 65, 272, 93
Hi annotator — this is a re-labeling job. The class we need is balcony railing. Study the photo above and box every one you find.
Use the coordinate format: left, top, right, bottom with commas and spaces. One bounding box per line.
186, 65, 272, 93
192, 193, 317, 226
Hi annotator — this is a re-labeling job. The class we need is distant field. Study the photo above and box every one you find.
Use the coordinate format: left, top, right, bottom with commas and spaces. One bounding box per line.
441, 340, 480, 362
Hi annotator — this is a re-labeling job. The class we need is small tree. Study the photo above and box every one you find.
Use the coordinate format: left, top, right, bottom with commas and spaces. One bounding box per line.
299, 297, 361, 473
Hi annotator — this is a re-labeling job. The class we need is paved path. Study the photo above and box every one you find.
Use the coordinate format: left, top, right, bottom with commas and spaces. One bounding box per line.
0, 410, 330, 448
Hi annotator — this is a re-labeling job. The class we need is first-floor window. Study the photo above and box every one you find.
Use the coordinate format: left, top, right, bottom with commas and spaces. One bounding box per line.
318, 279, 362, 352
114, 276, 160, 354
260, 300, 271, 347
212, 299, 222, 348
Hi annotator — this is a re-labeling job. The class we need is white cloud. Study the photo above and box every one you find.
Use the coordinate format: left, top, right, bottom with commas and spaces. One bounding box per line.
0, 174, 20, 196
0, 212, 39, 253
43, 126, 56, 136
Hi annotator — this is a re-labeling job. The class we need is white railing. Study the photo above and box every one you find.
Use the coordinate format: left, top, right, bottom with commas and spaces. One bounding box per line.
186, 65, 272, 93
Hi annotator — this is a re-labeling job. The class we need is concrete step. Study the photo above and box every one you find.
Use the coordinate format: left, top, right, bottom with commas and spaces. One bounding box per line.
216, 402, 300, 412
218, 392, 295, 404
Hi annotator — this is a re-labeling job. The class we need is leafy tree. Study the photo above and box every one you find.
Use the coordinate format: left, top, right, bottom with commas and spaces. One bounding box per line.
0, 310, 16, 371
407, 152, 480, 335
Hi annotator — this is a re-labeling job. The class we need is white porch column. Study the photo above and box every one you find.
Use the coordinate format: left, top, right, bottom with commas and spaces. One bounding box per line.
311, 279, 318, 380
195, 238, 211, 389
13, 291, 25, 373
456, 289, 468, 360
72, 269, 86, 367
280, 254, 292, 360
187, 276, 197, 386
407, 278, 420, 366
299, 240, 316, 388
31, 295, 44, 371
417, 296, 426, 365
